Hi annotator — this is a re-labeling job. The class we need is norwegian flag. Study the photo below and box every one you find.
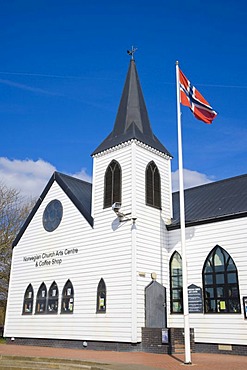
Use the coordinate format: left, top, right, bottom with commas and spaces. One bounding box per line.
179, 68, 217, 124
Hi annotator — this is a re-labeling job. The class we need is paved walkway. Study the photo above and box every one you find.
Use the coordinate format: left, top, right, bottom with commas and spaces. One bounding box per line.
1, 344, 247, 370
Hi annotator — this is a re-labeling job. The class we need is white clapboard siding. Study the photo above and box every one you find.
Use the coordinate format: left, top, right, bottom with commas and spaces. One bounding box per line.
5, 180, 133, 342
167, 217, 247, 346
92, 141, 172, 341
132, 143, 172, 337
92, 143, 136, 341
6, 136, 173, 344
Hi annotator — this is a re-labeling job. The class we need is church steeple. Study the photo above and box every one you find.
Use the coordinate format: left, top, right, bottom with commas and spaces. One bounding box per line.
92, 60, 171, 157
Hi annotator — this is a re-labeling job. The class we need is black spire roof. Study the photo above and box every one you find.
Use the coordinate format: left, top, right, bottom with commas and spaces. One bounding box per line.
92, 60, 171, 156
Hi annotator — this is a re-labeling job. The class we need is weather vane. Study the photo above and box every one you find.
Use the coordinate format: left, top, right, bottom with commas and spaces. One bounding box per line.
127, 46, 138, 60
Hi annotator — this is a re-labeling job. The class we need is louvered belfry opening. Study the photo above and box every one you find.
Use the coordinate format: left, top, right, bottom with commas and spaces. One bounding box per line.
104, 160, 121, 208
146, 161, 161, 209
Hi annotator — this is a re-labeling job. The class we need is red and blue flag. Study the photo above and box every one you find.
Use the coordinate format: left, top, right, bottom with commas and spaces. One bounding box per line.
179, 68, 217, 124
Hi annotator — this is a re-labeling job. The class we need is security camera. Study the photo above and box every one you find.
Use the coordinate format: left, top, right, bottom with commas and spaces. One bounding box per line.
112, 202, 121, 213
111, 202, 132, 222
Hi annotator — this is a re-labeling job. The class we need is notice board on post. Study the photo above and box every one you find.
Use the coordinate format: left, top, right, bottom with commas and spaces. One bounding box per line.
188, 284, 203, 313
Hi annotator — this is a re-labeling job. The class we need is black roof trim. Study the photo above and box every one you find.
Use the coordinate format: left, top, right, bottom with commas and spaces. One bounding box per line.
12, 172, 93, 248
167, 211, 247, 231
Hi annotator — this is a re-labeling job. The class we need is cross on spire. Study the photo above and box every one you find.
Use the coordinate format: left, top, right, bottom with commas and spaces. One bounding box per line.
127, 46, 138, 60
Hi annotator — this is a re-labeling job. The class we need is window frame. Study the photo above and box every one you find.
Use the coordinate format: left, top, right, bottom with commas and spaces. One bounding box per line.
35, 282, 47, 314
97, 278, 106, 313
47, 281, 59, 314
170, 251, 183, 314
145, 161, 161, 209
202, 245, 241, 314
104, 160, 122, 209
22, 284, 34, 315
61, 280, 74, 314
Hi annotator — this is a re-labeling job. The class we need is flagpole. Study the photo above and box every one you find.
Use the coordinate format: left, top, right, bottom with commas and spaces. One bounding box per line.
175, 61, 192, 365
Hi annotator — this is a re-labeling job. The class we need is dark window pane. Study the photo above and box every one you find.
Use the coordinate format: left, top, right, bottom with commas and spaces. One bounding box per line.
216, 274, 224, 284
172, 289, 182, 300
215, 264, 224, 272
205, 262, 213, 273
205, 287, 214, 298
228, 272, 237, 283
172, 276, 182, 288
216, 287, 224, 298
205, 299, 217, 313
229, 286, 239, 298
228, 299, 241, 313
204, 274, 213, 284
227, 258, 236, 271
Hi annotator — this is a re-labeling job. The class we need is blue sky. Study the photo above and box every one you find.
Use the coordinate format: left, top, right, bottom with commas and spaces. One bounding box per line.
1, 0, 247, 198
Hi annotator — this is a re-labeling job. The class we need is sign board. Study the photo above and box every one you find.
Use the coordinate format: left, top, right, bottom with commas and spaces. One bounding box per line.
162, 328, 169, 344
188, 284, 203, 313
243, 297, 247, 319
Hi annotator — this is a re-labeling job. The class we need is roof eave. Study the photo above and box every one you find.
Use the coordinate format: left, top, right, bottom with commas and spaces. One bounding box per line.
167, 211, 247, 231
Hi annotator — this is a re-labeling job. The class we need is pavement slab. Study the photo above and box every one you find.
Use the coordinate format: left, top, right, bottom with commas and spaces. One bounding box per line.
1, 344, 247, 370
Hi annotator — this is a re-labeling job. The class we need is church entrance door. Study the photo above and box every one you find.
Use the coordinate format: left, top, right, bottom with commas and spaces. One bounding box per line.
145, 280, 167, 328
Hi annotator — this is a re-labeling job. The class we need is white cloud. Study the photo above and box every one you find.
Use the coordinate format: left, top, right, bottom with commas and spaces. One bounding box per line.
70, 168, 92, 183
0, 157, 214, 200
0, 157, 91, 199
172, 168, 214, 192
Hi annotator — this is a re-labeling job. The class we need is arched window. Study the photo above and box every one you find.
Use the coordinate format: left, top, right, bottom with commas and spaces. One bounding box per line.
47, 281, 59, 314
104, 160, 121, 208
170, 251, 183, 313
35, 282, 47, 314
61, 280, 74, 314
97, 278, 106, 313
203, 245, 241, 314
22, 284, 34, 315
146, 161, 161, 209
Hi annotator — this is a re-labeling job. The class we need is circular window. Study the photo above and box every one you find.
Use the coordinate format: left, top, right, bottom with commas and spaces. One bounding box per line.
43, 200, 63, 232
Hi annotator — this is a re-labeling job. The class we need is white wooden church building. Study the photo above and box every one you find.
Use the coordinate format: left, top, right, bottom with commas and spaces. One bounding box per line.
4, 59, 247, 355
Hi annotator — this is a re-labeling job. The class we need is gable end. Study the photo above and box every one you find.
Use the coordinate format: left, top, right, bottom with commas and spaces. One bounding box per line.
12, 172, 93, 248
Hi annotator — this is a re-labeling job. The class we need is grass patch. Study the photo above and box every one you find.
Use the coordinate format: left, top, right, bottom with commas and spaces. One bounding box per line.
0, 338, 6, 344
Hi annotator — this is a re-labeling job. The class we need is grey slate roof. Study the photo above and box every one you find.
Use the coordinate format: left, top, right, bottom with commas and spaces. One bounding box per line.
92, 60, 172, 157
12, 172, 93, 247
169, 173, 247, 230
56, 172, 92, 224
